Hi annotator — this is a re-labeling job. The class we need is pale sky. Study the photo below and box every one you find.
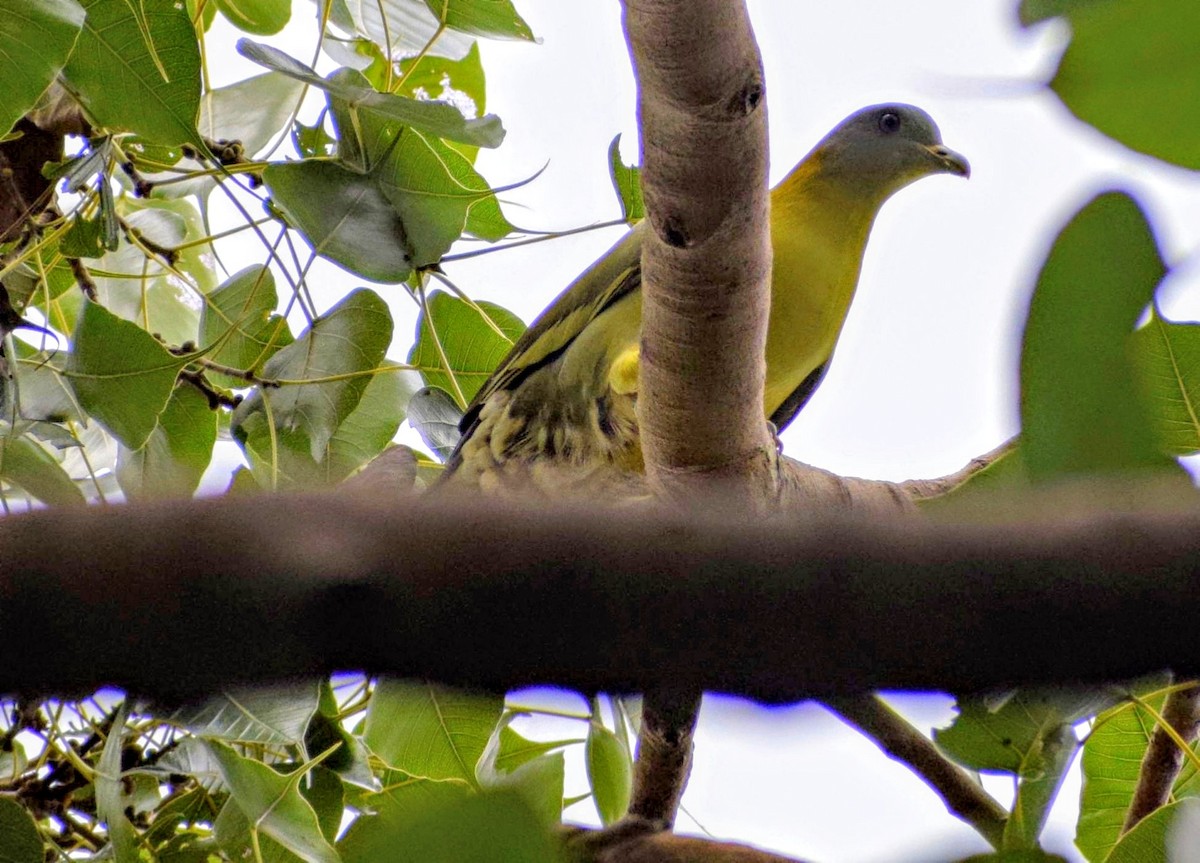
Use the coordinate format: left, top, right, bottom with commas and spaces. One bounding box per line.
199, 2, 1200, 859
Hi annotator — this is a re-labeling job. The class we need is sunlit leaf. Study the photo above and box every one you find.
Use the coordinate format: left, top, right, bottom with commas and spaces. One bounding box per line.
1076, 691, 1200, 863
342, 787, 558, 863
936, 689, 1110, 774
1106, 798, 1200, 863
200, 71, 305, 157
363, 680, 502, 784
174, 683, 320, 746
609, 134, 644, 223
1132, 310, 1200, 456
421, 0, 534, 41
586, 718, 632, 826
90, 198, 212, 346
205, 740, 340, 863
408, 291, 524, 405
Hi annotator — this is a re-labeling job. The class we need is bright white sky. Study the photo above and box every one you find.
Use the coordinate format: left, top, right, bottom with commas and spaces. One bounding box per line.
200, 1, 1200, 860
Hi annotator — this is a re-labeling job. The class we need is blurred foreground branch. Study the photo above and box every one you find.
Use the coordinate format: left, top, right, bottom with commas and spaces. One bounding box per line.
2, 491, 1199, 700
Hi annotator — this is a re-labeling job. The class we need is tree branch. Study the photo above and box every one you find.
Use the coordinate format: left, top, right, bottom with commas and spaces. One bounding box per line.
825, 695, 1008, 849
621, 0, 773, 830
1123, 682, 1200, 833
622, 0, 774, 506
2, 494, 1200, 700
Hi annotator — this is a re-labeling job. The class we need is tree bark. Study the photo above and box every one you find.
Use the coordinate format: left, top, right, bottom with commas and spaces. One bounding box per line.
622, 0, 774, 507
1123, 683, 1200, 833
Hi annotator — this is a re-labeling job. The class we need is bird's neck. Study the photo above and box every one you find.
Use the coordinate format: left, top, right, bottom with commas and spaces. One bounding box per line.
762, 156, 885, 415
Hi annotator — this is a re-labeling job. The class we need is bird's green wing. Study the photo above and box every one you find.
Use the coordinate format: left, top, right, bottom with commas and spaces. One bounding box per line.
458, 223, 647, 434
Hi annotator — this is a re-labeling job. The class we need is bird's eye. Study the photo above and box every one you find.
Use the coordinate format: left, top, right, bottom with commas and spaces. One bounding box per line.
878, 112, 901, 134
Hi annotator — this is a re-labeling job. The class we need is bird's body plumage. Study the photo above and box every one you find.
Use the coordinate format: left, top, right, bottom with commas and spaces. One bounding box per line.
443, 104, 968, 493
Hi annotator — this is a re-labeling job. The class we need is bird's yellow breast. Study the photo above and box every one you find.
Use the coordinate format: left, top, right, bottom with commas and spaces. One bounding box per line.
762, 159, 877, 416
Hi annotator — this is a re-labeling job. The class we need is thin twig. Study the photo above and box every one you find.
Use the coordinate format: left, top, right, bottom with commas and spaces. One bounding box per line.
825, 694, 1008, 849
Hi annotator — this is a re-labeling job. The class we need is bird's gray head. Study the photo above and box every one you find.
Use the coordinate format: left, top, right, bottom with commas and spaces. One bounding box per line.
812, 103, 970, 200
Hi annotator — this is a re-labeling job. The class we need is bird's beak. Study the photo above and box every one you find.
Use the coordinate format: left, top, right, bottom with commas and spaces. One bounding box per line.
924, 143, 970, 178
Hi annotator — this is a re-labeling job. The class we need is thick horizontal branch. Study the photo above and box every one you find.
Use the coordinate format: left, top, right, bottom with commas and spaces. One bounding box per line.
2, 493, 1199, 701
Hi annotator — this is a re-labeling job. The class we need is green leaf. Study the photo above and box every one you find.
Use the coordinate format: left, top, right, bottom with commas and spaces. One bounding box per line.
1106, 798, 1200, 863
955, 853, 1069, 863
174, 682, 321, 746
1002, 723, 1078, 851
231, 288, 392, 460
397, 40, 487, 121
421, 0, 534, 41
1020, 192, 1173, 480
917, 444, 1028, 513
237, 363, 410, 489
200, 265, 294, 385
0, 0, 85, 138
342, 787, 559, 863
238, 39, 504, 149
936, 689, 1110, 774
62, 0, 202, 148
1132, 310, 1200, 456
0, 792, 43, 863
96, 701, 138, 863
321, 362, 409, 470
217, 0, 291, 34
1076, 691, 1200, 863
1034, 0, 1200, 169
1019, 0, 1104, 27
0, 430, 85, 505
586, 718, 632, 826
363, 680, 502, 784
61, 213, 111, 258
408, 291, 524, 405
115, 383, 216, 499
67, 301, 192, 449
305, 679, 376, 789
483, 750, 566, 828
205, 740, 340, 863
375, 127, 513, 266
337, 772, 471, 863
609, 135, 644, 223
407, 386, 463, 460
265, 159, 413, 282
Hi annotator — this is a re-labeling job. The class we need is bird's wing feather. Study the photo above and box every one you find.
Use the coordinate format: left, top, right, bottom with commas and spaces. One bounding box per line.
458, 223, 646, 434
768, 359, 831, 432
